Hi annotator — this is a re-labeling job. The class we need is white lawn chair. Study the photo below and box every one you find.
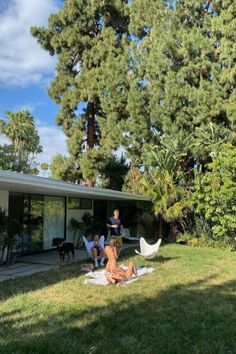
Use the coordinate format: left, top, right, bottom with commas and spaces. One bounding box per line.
123, 228, 140, 242
135, 237, 162, 259
83, 235, 105, 260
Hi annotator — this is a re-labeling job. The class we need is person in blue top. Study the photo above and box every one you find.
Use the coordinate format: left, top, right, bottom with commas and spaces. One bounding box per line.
107, 209, 124, 257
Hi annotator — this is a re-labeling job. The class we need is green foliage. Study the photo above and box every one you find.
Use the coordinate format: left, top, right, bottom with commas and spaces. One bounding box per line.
143, 131, 193, 179
79, 149, 106, 186
142, 169, 188, 223
50, 151, 128, 190
141, 132, 192, 239
40, 162, 49, 175
127, 1, 236, 243
0, 110, 42, 174
0, 209, 23, 264
98, 154, 129, 190
30, 0, 236, 245
193, 144, 236, 247
31, 0, 130, 185
122, 167, 146, 194
0, 145, 15, 171
176, 232, 198, 247
211, 1, 236, 129
192, 122, 231, 164
50, 154, 82, 183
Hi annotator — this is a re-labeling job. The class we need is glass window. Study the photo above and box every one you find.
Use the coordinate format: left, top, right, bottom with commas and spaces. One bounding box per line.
29, 195, 44, 251
68, 197, 92, 210
80, 198, 92, 209
68, 197, 80, 209
8, 193, 66, 253
43, 196, 65, 250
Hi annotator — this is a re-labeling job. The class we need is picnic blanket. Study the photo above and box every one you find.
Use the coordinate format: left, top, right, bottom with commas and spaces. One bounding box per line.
84, 266, 155, 286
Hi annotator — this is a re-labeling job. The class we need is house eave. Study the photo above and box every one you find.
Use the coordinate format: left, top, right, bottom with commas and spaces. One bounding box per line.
0, 170, 150, 202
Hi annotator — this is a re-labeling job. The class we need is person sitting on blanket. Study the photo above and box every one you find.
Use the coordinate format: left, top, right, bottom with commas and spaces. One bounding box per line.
105, 237, 138, 284
91, 234, 105, 268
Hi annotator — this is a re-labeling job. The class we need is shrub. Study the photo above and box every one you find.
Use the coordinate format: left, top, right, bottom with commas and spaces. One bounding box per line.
177, 232, 198, 246
193, 144, 236, 249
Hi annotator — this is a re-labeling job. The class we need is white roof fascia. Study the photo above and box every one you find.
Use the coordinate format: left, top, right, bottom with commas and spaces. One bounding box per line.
0, 170, 149, 202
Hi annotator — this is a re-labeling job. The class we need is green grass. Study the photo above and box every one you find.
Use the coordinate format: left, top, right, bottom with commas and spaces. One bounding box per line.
0, 244, 235, 354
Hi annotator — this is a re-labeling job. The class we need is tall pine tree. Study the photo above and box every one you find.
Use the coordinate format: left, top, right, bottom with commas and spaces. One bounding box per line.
31, 0, 130, 186
127, 0, 234, 177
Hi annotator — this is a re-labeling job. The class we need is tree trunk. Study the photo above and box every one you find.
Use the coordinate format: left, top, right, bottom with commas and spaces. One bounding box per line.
87, 101, 96, 148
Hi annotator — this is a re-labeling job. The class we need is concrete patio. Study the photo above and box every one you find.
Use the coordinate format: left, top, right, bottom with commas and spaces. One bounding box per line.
0, 243, 138, 282
0, 248, 87, 282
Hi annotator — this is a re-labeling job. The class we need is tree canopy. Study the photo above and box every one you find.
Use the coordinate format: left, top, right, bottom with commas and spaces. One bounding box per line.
0, 110, 42, 174
31, 0, 236, 246
31, 0, 130, 185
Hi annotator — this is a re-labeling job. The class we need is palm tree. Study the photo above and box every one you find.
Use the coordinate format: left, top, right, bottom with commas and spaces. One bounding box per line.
142, 131, 192, 239
142, 169, 188, 239
0, 110, 42, 173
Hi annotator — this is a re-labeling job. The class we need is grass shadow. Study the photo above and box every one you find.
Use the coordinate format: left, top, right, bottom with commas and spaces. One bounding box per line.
0, 276, 235, 354
0, 246, 141, 302
0, 260, 85, 302
151, 255, 180, 263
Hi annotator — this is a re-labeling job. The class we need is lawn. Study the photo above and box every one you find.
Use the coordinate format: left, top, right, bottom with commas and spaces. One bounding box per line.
0, 244, 235, 354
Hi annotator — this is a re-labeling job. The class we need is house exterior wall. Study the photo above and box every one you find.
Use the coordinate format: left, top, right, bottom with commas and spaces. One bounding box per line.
0, 190, 9, 212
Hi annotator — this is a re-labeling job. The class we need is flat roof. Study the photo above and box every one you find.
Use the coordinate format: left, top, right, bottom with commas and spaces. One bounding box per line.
0, 170, 149, 202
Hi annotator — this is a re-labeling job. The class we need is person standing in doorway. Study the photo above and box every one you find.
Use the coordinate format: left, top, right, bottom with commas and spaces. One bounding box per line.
107, 209, 124, 257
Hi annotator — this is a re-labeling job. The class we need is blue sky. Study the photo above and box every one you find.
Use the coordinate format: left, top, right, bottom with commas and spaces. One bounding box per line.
0, 0, 67, 166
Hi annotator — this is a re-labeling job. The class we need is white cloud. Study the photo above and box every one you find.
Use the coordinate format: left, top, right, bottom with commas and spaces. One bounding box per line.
0, 0, 58, 86
11, 102, 38, 113
0, 134, 9, 145
36, 124, 68, 165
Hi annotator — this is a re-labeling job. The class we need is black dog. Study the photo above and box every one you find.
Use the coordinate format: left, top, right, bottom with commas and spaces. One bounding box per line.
52, 237, 75, 264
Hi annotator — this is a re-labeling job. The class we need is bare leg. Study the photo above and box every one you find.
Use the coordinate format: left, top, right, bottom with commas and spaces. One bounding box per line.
106, 260, 110, 272
92, 248, 99, 267
105, 273, 116, 284
92, 248, 98, 258
125, 262, 138, 280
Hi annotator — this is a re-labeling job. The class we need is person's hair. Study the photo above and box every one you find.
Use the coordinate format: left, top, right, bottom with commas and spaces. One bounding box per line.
110, 236, 117, 247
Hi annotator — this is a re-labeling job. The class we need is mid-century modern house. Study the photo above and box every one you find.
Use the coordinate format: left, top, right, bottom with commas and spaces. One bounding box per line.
0, 170, 153, 254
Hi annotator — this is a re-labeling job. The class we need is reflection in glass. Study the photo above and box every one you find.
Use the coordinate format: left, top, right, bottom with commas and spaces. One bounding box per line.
8, 192, 66, 253
29, 195, 43, 251
43, 196, 65, 250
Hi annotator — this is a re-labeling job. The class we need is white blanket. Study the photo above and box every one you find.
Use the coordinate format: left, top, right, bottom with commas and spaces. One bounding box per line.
84, 266, 155, 286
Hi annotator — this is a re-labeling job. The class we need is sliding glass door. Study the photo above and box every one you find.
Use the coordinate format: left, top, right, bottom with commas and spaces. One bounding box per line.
43, 196, 65, 250
29, 194, 44, 251
9, 192, 66, 253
